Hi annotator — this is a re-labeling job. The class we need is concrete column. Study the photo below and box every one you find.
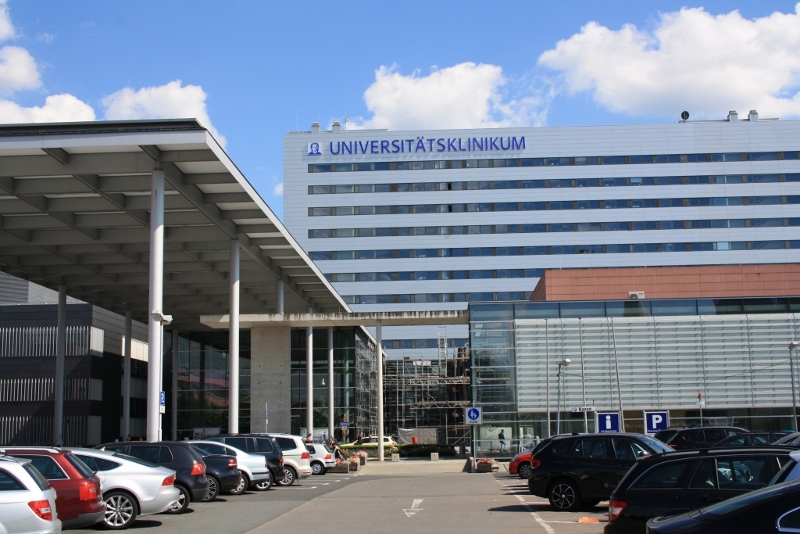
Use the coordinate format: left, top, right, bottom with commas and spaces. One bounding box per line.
122, 311, 132, 439
328, 327, 334, 441
306, 320, 313, 439
146, 169, 165, 442
171, 330, 179, 440
53, 286, 66, 446
276, 279, 284, 314
229, 240, 240, 434
251, 326, 291, 433
376, 321, 384, 461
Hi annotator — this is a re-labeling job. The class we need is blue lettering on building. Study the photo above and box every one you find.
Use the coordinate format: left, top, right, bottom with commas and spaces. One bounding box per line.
327, 136, 525, 156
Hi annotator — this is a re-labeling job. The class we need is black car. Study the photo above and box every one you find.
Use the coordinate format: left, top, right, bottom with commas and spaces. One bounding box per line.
208, 434, 283, 490
605, 446, 793, 534
527, 433, 672, 511
646, 477, 800, 534
188, 446, 240, 501
773, 432, 800, 446
96, 441, 209, 513
662, 427, 747, 450
713, 431, 788, 447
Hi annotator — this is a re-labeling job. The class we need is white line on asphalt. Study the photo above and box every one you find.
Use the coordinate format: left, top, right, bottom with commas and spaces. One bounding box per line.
322, 483, 330, 485
403, 498, 424, 517
532, 513, 556, 534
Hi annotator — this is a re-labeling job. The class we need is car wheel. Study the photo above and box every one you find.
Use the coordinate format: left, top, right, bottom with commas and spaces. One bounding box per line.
103, 491, 139, 529
166, 485, 190, 514
518, 464, 532, 479
254, 471, 272, 491
277, 466, 297, 486
228, 473, 249, 495
548, 479, 581, 511
311, 461, 326, 475
203, 476, 219, 501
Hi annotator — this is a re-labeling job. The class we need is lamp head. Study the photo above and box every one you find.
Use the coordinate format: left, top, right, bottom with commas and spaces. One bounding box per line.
558, 358, 571, 367
151, 310, 173, 326
790, 341, 799, 350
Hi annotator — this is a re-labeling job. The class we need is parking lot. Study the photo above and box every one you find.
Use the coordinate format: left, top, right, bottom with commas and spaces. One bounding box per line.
67, 462, 607, 534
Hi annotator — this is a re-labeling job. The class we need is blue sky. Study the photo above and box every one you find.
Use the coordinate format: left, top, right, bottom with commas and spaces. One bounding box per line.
1, 1, 799, 219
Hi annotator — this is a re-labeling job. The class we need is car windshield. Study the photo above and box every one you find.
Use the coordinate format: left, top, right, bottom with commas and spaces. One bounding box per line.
701, 479, 798, 516
112, 452, 158, 468
638, 435, 673, 454
64, 453, 95, 478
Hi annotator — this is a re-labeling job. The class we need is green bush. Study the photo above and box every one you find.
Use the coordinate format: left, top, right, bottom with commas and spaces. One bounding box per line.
397, 444, 456, 457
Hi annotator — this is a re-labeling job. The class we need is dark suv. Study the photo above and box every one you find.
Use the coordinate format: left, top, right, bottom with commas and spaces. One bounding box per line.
96, 442, 209, 512
604, 446, 794, 534
659, 426, 747, 450
528, 433, 672, 511
208, 434, 283, 490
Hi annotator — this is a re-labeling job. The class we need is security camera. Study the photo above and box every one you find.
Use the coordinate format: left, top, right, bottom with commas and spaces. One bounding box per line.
151, 311, 173, 326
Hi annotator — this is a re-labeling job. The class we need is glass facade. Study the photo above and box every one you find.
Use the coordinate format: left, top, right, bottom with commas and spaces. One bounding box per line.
470, 298, 800, 457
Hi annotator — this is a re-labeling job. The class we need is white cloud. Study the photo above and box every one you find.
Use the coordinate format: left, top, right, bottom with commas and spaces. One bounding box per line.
0, 0, 15, 41
0, 45, 41, 96
36, 32, 55, 44
273, 181, 283, 196
0, 93, 95, 123
538, 4, 800, 119
102, 80, 226, 146
350, 62, 551, 130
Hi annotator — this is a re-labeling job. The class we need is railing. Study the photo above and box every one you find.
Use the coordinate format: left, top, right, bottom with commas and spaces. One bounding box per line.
0, 326, 92, 358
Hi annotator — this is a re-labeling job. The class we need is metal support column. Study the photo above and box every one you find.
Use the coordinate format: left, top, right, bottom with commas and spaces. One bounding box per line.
376, 321, 384, 461
229, 240, 240, 434
306, 318, 314, 439
171, 330, 179, 440
328, 327, 334, 442
54, 286, 66, 446
122, 311, 132, 439
146, 169, 165, 442
276, 279, 284, 314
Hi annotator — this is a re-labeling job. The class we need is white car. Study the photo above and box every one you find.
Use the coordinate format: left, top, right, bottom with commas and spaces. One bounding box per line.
268, 435, 313, 485
189, 441, 271, 493
0, 455, 61, 534
305, 443, 336, 475
67, 448, 179, 530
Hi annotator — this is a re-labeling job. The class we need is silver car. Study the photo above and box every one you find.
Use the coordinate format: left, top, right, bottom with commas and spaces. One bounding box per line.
0, 455, 61, 534
305, 443, 336, 475
68, 448, 179, 530
190, 441, 271, 493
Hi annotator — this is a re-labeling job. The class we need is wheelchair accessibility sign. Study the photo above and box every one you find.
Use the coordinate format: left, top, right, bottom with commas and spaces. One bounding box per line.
465, 406, 482, 425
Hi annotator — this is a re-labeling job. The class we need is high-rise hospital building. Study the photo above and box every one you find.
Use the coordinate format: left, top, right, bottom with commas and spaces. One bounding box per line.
284, 112, 800, 360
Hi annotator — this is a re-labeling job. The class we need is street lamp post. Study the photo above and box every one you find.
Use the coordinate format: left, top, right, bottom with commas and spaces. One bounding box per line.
556, 359, 571, 435
789, 341, 799, 432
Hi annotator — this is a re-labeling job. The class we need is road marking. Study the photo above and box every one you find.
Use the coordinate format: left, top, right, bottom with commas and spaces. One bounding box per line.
322, 483, 330, 486
532, 513, 556, 534
403, 498, 424, 517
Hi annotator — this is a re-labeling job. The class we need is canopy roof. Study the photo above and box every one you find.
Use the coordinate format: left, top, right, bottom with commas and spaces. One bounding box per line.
0, 119, 350, 329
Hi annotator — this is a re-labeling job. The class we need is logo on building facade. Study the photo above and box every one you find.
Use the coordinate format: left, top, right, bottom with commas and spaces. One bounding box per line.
308, 142, 322, 155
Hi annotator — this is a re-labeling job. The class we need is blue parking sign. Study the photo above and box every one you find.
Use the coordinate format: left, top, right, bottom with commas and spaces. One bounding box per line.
596, 412, 621, 433
644, 411, 669, 434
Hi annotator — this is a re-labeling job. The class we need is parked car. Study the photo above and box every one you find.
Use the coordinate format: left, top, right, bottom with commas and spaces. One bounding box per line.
0, 447, 104, 529
0, 454, 61, 534
267, 434, 312, 485
186, 446, 240, 501
95, 442, 208, 513
346, 436, 397, 447
661, 427, 747, 450
305, 443, 336, 475
769, 449, 800, 484
190, 441, 271, 494
646, 477, 800, 533
207, 434, 283, 490
604, 446, 793, 534
773, 432, 800, 446
712, 431, 788, 447
527, 433, 672, 511
509, 450, 533, 478
67, 448, 179, 529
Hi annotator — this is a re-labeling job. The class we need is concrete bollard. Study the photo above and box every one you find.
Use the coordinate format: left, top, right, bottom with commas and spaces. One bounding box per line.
431, 452, 439, 461
391, 453, 400, 462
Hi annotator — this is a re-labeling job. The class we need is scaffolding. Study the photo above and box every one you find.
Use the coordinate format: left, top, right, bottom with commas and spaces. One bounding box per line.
354, 332, 378, 437
384, 327, 472, 447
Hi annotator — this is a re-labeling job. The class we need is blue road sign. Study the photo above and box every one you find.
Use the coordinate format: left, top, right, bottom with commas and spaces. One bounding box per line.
159, 391, 166, 406
644, 411, 670, 434
340, 421, 350, 428
465, 407, 482, 424
596, 412, 621, 433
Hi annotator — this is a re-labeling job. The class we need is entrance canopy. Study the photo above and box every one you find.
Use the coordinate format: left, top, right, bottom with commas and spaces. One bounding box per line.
0, 119, 349, 329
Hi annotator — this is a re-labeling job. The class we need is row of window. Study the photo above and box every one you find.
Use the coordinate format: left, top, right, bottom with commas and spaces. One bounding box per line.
311, 240, 800, 261
309, 173, 800, 194
343, 292, 533, 305
308, 152, 800, 173
310, 217, 799, 239
380, 338, 469, 350
309, 195, 800, 217
328, 269, 546, 283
